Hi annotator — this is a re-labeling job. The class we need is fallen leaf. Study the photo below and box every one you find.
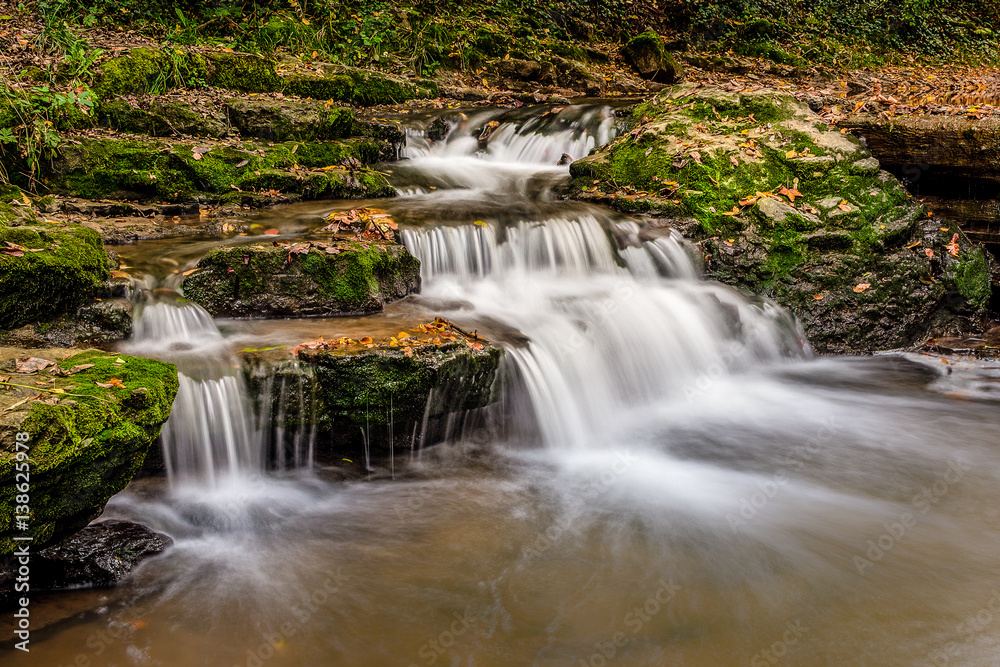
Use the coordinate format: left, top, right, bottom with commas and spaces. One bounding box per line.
360, 336, 373, 345
946, 233, 960, 257
777, 187, 802, 202
264, 228, 280, 235
813, 294, 824, 300
925, 248, 935, 258
853, 283, 871, 293
96, 378, 126, 388
15, 357, 55, 374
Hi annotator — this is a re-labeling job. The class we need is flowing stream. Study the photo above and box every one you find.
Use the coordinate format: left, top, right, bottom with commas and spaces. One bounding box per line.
8, 103, 1000, 667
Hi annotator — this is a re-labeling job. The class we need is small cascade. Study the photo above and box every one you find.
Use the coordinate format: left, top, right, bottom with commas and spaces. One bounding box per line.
128, 296, 265, 486
391, 104, 621, 197
402, 105, 618, 164
246, 360, 319, 472
402, 216, 808, 449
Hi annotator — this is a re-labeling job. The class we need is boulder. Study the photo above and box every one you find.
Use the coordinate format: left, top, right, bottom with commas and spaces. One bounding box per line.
0, 520, 171, 606
181, 237, 420, 318
241, 319, 503, 464
570, 85, 991, 353
0, 223, 110, 330
0, 349, 178, 557
620, 31, 683, 84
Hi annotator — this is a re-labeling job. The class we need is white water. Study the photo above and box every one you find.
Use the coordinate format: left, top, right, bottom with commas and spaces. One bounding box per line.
397, 107, 807, 449
127, 299, 264, 487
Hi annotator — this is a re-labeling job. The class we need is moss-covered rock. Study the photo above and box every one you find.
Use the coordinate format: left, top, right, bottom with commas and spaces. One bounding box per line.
0, 349, 178, 555
0, 299, 133, 349
0, 224, 111, 330
46, 136, 394, 203
241, 322, 502, 463
620, 31, 683, 83
92, 47, 172, 99
282, 64, 439, 105
569, 85, 990, 353
204, 52, 281, 93
181, 241, 420, 318
224, 98, 354, 142
100, 98, 230, 138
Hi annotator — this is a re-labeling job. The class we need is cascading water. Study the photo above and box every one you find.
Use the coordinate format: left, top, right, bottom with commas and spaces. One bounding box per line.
395, 104, 807, 448
126, 298, 263, 486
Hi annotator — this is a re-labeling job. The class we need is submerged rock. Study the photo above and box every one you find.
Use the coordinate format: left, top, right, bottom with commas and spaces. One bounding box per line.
0, 349, 178, 557
181, 239, 420, 318
570, 85, 991, 353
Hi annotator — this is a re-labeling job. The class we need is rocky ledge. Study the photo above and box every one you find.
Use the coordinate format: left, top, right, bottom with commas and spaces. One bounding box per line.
241, 318, 503, 466
181, 208, 421, 318
569, 85, 992, 353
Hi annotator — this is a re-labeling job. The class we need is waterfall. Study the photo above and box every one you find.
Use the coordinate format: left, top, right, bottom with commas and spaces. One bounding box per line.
401, 216, 808, 449
128, 299, 265, 486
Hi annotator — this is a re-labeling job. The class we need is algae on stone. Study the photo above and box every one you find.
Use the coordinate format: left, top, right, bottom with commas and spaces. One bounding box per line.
0, 224, 111, 330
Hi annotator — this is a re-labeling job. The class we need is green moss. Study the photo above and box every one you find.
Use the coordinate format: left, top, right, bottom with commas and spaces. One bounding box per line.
282, 67, 437, 105
47, 136, 393, 202
92, 48, 170, 99
181, 243, 419, 317
308, 343, 501, 430
0, 224, 111, 329
205, 52, 281, 93
946, 246, 991, 310
0, 351, 178, 553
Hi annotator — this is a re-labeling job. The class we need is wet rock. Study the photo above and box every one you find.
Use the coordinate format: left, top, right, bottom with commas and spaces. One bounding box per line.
570, 85, 991, 353
838, 114, 1000, 184
0, 299, 133, 348
0, 223, 110, 330
0, 521, 171, 604
0, 349, 178, 557
241, 320, 502, 464
620, 31, 683, 84
181, 241, 420, 318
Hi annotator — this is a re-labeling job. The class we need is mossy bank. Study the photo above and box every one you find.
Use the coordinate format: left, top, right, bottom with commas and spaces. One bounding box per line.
569, 86, 992, 353
0, 349, 178, 556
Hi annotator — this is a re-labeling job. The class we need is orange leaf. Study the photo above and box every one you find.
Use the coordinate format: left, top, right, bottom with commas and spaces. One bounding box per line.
264, 228, 279, 235
777, 186, 801, 202
853, 283, 871, 293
